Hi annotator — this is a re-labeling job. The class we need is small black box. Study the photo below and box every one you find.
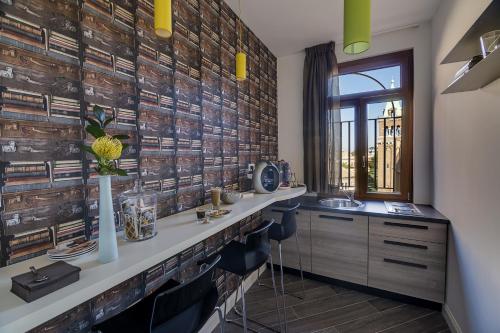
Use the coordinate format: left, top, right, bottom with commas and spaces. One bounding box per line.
11, 261, 81, 302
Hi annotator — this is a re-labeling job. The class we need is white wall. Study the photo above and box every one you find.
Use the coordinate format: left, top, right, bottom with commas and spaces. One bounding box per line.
277, 52, 305, 184
277, 23, 433, 203
431, 1, 500, 332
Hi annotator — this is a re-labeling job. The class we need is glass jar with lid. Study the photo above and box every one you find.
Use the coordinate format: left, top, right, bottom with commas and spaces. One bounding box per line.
119, 181, 157, 241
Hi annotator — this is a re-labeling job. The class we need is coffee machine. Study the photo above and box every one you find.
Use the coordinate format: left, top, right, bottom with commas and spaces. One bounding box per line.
253, 161, 281, 193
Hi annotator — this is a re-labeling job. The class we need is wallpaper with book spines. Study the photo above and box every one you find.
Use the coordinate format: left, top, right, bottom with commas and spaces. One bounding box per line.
0, 0, 278, 267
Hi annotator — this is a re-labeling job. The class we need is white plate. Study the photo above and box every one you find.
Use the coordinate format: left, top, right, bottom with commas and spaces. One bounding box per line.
47, 241, 97, 259
48, 245, 97, 257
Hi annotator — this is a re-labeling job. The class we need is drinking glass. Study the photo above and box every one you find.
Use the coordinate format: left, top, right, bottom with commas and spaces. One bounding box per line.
211, 188, 222, 210
196, 207, 208, 224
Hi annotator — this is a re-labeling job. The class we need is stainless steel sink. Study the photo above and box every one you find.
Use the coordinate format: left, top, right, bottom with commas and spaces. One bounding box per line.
318, 198, 364, 209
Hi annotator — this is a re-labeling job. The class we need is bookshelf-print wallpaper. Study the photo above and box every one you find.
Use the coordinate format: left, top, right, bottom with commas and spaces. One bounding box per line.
0, 0, 278, 267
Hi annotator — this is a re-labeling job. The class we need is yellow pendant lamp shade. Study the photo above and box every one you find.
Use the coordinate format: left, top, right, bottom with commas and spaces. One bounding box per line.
154, 0, 172, 38
235, 0, 246, 81
343, 0, 371, 54
236, 52, 246, 81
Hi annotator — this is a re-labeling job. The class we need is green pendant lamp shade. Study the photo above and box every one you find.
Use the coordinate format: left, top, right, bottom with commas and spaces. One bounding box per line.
343, 0, 371, 54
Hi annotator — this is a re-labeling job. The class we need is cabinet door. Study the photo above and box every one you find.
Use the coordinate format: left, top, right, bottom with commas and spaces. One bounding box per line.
263, 207, 312, 272
311, 212, 368, 285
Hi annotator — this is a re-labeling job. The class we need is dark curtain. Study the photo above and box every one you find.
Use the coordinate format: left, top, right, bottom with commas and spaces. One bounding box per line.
303, 42, 340, 193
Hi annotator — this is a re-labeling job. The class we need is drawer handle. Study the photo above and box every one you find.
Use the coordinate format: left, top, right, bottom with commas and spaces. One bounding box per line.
383, 240, 428, 250
384, 221, 428, 230
383, 258, 427, 270
319, 215, 353, 222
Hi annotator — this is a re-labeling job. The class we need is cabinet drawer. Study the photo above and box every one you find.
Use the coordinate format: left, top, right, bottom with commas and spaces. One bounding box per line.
368, 247, 446, 303
311, 212, 368, 285
369, 234, 446, 266
369, 216, 447, 244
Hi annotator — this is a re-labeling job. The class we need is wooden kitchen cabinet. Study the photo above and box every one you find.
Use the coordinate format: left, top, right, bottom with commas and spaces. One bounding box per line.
264, 205, 448, 304
310, 211, 368, 285
263, 207, 312, 272
368, 216, 448, 303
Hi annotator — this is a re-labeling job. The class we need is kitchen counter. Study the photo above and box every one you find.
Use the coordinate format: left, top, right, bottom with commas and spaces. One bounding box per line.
0, 187, 306, 333
272, 195, 449, 224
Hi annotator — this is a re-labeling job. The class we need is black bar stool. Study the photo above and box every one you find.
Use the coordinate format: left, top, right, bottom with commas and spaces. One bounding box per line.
215, 220, 282, 333
92, 255, 224, 333
267, 202, 304, 333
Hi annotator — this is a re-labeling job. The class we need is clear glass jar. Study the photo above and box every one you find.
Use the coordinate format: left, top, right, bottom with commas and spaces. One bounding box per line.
119, 181, 157, 242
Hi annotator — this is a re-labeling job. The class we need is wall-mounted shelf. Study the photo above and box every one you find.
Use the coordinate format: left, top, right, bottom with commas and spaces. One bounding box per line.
441, 0, 500, 64
441, 0, 500, 94
443, 47, 500, 94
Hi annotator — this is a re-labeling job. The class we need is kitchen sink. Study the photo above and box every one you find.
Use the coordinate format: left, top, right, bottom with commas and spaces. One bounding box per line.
318, 198, 364, 209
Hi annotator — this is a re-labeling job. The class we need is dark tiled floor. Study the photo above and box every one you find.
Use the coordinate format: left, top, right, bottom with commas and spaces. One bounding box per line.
214, 270, 449, 333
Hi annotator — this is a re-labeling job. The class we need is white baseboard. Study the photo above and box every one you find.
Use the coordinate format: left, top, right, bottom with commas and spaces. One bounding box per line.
200, 264, 266, 333
442, 303, 463, 333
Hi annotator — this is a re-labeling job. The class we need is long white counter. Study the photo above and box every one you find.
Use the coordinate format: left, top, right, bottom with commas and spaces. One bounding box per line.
0, 187, 306, 332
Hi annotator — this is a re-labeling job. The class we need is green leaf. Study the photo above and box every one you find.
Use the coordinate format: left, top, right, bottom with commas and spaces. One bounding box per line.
103, 117, 115, 128
112, 134, 129, 140
83, 116, 100, 128
115, 168, 128, 176
80, 144, 96, 155
85, 124, 105, 139
93, 105, 106, 125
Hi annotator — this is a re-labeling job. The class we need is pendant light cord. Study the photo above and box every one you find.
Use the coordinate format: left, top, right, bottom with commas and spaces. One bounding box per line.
238, 0, 242, 53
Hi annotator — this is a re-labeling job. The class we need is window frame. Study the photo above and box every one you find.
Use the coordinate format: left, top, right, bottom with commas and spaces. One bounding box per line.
335, 50, 414, 202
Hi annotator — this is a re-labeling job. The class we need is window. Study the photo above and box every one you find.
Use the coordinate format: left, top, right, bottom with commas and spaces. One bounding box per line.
329, 50, 413, 201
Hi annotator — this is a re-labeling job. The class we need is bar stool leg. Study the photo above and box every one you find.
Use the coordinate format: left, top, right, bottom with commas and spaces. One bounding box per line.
215, 306, 225, 333
223, 272, 228, 320
295, 231, 306, 299
225, 274, 261, 333
278, 242, 288, 333
256, 263, 269, 287
269, 250, 283, 332
257, 248, 303, 300
234, 277, 239, 310
240, 277, 248, 333
233, 260, 282, 332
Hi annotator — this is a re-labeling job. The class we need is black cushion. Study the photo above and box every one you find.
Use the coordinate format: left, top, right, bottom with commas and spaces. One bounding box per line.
268, 222, 287, 241
216, 241, 247, 276
216, 221, 274, 276
268, 203, 300, 242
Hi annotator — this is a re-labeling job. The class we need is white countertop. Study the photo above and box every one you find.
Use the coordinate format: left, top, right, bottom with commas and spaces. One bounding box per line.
0, 187, 306, 332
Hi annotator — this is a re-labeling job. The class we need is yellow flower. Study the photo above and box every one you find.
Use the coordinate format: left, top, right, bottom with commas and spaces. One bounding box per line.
92, 136, 123, 160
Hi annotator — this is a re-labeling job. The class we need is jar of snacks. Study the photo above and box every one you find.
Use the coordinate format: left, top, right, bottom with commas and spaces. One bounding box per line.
119, 181, 157, 241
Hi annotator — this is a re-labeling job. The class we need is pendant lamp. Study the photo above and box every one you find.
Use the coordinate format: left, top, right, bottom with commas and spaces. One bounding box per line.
343, 0, 371, 54
154, 0, 172, 38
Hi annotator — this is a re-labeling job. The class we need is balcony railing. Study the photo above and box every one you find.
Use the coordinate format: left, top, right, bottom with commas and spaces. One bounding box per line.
328, 114, 402, 193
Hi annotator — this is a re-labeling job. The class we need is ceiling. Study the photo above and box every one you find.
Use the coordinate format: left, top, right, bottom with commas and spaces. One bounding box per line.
224, 0, 441, 57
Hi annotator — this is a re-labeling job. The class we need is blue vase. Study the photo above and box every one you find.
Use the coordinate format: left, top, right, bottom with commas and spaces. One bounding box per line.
98, 175, 118, 263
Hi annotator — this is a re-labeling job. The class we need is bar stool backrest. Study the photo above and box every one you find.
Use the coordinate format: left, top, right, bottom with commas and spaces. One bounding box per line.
279, 202, 301, 240
150, 255, 221, 333
243, 220, 274, 273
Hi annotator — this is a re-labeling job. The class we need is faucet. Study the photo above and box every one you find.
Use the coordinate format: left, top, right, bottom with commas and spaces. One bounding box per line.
340, 184, 355, 203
